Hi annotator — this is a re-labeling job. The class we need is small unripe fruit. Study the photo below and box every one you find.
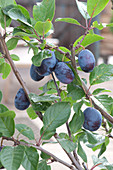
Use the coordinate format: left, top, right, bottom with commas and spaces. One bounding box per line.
14, 88, 30, 110
78, 49, 95, 72
83, 107, 102, 131
54, 62, 74, 84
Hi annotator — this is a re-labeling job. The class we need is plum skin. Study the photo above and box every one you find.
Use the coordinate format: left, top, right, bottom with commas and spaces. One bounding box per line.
78, 49, 95, 72
30, 64, 44, 81
54, 62, 74, 84
37, 50, 57, 76
14, 88, 30, 110
83, 107, 102, 131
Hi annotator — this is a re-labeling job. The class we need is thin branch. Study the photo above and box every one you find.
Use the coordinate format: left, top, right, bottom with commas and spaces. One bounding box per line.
2, 136, 76, 170
70, 44, 78, 73
66, 121, 72, 139
82, 162, 89, 170
81, 80, 113, 124
0, 32, 29, 99
54, 134, 83, 170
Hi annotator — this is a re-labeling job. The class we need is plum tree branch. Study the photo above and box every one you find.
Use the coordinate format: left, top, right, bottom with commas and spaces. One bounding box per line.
0, 32, 29, 99
81, 80, 113, 124
54, 134, 83, 170
2, 136, 76, 170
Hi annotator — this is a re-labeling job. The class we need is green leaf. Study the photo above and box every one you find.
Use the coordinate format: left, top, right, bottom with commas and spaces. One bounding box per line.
69, 110, 84, 134
40, 152, 51, 160
92, 21, 104, 30
77, 142, 87, 162
73, 101, 83, 113
43, 102, 71, 132
59, 46, 71, 54
27, 107, 38, 120
13, 29, 37, 39
85, 130, 98, 144
22, 146, 39, 170
32, 50, 52, 67
57, 138, 76, 153
0, 110, 15, 118
92, 155, 108, 169
105, 164, 113, 170
0, 104, 8, 113
1, 145, 25, 170
0, 91, 2, 103
95, 95, 113, 113
76, 0, 90, 19
0, 9, 12, 29
17, 5, 30, 19
0, 63, 11, 79
86, 134, 106, 150
87, 0, 109, 18
10, 54, 20, 61
40, 127, 55, 140
33, 0, 55, 22
89, 64, 113, 85
0, 116, 15, 137
90, 95, 108, 113
0, 0, 14, 8
54, 50, 69, 62
98, 143, 106, 158
29, 93, 60, 103
68, 85, 85, 100
39, 80, 59, 94
55, 17, 80, 26
31, 101, 51, 112
15, 124, 35, 140
38, 160, 51, 170
0, 57, 5, 65
92, 88, 111, 95
6, 38, 18, 50
8, 8, 31, 26
73, 34, 104, 54
34, 20, 52, 36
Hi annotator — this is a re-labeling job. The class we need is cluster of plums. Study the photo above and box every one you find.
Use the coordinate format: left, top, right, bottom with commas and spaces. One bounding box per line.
14, 49, 102, 131
30, 50, 75, 84
14, 50, 74, 111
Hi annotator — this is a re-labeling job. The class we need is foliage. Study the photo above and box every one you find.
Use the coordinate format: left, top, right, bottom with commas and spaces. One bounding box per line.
0, 0, 113, 169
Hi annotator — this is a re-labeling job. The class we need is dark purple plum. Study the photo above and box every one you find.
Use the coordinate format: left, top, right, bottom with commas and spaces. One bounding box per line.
54, 62, 74, 84
78, 49, 95, 72
30, 64, 44, 81
37, 50, 57, 76
14, 88, 30, 110
83, 107, 102, 131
